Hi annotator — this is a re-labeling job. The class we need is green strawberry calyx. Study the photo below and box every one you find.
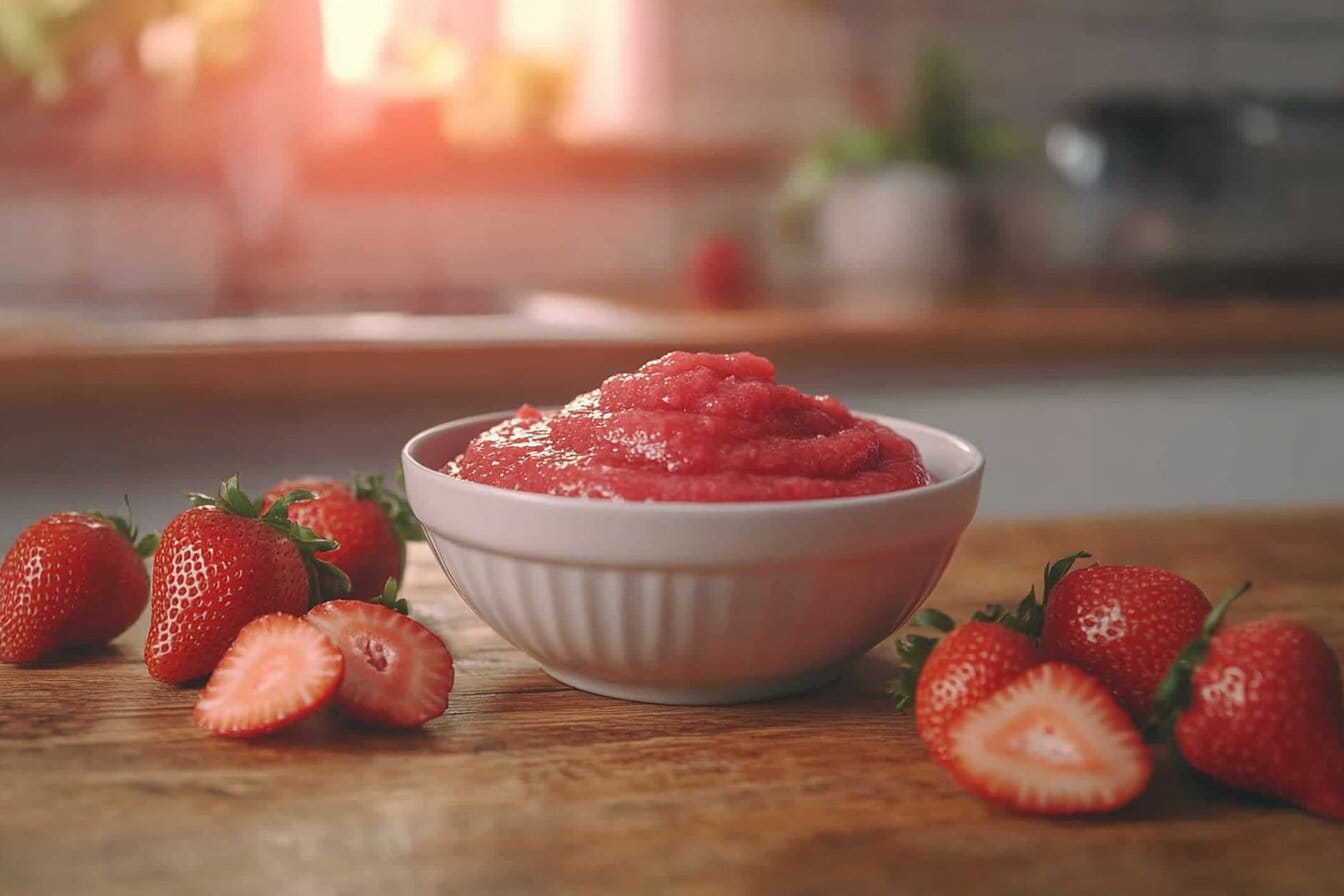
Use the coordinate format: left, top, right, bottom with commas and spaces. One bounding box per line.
352, 472, 424, 545
1145, 581, 1252, 741
371, 577, 411, 615
969, 550, 1092, 638
885, 550, 1091, 710
87, 499, 159, 559
885, 608, 957, 710
188, 475, 352, 605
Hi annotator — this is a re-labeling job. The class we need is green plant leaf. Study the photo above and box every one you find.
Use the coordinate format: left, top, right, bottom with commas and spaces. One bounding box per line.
771, 43, 1019, 247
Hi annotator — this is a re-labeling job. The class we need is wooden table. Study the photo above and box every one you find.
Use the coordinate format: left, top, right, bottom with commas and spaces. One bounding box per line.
3, 509, 1342, 895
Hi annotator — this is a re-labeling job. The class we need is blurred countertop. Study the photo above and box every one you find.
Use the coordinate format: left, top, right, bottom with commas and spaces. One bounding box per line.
3, 294, 1344, 406
0, 141, 780, 195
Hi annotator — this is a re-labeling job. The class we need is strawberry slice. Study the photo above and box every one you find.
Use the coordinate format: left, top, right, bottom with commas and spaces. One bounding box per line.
946, 662, 1152, 815
193, 613, 344, 738
304, 600, 454, 728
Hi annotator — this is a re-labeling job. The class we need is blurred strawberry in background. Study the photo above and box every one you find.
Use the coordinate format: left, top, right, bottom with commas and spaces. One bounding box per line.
687, 233, 757, 310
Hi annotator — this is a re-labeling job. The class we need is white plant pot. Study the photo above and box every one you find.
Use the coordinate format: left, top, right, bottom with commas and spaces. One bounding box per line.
819, 164, 965, 308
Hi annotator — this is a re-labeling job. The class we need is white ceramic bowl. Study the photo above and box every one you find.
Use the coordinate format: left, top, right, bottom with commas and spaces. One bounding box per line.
402, 411, 983, 705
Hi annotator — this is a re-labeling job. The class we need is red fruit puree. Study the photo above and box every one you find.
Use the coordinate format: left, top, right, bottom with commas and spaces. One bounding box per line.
443, 351, 931, 502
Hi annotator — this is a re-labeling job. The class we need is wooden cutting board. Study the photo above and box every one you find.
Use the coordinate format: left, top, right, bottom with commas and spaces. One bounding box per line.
3, 509, 1342, 895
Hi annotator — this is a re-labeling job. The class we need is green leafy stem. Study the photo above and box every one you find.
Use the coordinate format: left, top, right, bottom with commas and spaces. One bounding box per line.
885, 550, 1092, 710
189, 475, 351, 605
353, 472, 424, 545
1145, 582, 1252, 741
87, 496, 159, 559
371, 577, 411, 616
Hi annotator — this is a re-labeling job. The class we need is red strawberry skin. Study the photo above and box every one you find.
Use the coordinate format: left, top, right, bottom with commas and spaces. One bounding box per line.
145, 507, 309, 684
265, 480, 402, 600
1042, 565, 1210, 719
915, 621, 1040, 767
1175, 617, 1344, 820
1, 513, 150, 663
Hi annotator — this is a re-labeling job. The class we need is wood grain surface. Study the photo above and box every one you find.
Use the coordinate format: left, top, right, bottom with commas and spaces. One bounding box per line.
2, 509, 1342, 896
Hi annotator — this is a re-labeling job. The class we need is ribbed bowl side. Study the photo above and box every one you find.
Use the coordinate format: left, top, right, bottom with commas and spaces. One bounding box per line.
433, 536, 957, 695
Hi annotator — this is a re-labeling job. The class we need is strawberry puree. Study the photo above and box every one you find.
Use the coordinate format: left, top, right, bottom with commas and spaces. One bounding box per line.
443, 351, 930, 502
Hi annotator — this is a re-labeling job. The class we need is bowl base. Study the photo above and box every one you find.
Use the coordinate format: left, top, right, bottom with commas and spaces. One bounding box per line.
541, 662, 847, 706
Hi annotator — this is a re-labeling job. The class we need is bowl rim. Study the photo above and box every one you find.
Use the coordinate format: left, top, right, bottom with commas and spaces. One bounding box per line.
402, 409, 984, 516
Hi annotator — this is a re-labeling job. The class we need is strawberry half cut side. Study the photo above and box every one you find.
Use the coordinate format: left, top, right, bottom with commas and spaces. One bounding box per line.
305, 600, 454, 729
946, 662, 1152, 816
193, 613, 345, 738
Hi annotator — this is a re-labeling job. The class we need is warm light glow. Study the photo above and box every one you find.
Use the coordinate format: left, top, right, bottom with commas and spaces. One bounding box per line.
563, 0, 662, 141
320, 0, 398, 84
500, 0, 578, 57
138, 15, 199, 83
566, 0, 630, 137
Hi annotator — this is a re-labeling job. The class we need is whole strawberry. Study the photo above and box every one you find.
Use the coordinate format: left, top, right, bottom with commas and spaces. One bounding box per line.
889, 612, 1040, 767
145, 477, 349, 684
263, 474, 420, 600
1, 511, 157, 663
1153, 585, 1344, 821
890, 552, 1089, 756
1042, 565, 1211, 720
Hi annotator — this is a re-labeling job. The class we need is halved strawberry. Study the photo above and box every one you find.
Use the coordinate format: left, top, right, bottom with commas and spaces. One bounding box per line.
946, 662, 1152, 815
304, 599, 454, 728
889, 615, 1041, 769
193, 613, 344, 738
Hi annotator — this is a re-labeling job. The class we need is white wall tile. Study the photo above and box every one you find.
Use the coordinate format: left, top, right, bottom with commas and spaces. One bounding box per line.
668, 0, 849, 141
298, 189, 679, 292
1213, 0, 1344, 27
659, 0, 1219, 137
946, 25, 1198, 122
0, 196, 78, 293
946, 0, 1198, 28
84, 195, 222, 310
1209, 37, 1344, 92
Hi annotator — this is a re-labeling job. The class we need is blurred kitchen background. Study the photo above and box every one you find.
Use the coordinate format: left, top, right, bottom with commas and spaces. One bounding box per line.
2, 0, 1343, 544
